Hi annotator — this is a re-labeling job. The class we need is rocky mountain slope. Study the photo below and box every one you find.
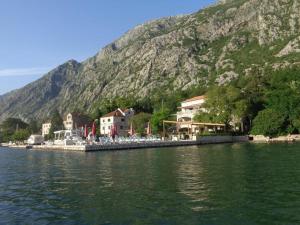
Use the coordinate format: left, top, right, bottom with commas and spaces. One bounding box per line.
1, 0, 300, 122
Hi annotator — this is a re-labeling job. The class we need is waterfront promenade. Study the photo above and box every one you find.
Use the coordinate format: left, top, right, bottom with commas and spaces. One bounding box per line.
4, 136, 249, 152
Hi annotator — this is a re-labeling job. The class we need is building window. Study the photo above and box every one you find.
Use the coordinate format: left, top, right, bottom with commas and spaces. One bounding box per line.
121, 118, 125, 122
108, 126, 110, 129
102, 119, 105, 123
102, 127, 105, 130
120, 126, 123, 129
108, 119, 111, 122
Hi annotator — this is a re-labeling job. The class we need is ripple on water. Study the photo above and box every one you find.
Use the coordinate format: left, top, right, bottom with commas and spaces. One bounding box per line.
0, 144, 299, 225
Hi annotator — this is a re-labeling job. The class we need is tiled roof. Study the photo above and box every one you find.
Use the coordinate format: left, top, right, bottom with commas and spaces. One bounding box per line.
182, 95, 206, 103
101, 109, 125, 118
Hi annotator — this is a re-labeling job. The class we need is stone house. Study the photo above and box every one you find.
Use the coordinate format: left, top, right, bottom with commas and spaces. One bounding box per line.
63, 113, 93, 130
100, 108, 135, 137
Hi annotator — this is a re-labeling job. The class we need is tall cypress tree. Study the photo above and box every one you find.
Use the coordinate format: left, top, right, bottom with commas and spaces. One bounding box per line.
48, 110, 64, 139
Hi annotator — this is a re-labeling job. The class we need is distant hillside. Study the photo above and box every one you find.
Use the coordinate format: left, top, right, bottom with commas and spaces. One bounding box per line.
1, 0, 300, 122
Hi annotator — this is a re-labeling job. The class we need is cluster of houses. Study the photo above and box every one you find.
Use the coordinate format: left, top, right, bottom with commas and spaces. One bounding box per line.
42, 95, 226, 140
42, 109, 135, 137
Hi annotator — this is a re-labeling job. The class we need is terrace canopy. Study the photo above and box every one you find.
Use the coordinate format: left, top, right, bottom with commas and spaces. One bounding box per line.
162, 120, 226, 138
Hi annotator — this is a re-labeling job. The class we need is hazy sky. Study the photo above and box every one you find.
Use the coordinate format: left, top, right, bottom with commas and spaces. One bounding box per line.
0, 0, 216, 95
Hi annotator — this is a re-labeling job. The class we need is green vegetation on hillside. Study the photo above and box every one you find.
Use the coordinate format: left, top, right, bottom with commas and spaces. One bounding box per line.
0, 118, 36, 143
193, 67, 300, 137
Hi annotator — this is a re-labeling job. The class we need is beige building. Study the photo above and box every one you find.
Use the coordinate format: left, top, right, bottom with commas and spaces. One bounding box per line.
100, 108, 134, 137
42, 122, 51, 137
163, 95, 225, 139
177, 95, 206, 123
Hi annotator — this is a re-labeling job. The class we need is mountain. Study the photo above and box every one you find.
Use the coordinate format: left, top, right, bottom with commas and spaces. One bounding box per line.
1, 0, 300, 122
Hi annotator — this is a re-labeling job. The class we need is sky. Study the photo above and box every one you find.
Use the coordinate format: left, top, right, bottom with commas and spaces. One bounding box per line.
0, 0, 216, 95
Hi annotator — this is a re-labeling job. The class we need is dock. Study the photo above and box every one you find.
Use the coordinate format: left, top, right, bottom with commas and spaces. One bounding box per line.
4, 136, 249, 152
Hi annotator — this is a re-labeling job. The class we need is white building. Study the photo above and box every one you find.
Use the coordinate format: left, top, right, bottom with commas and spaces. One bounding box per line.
100, 108, 134, 137
163, 95, 225, 140
177, 95, 206, 122
42, 122, 51, 137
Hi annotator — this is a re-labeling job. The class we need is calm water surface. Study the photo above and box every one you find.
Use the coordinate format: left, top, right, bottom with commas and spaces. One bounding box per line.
0, 143, 299, 225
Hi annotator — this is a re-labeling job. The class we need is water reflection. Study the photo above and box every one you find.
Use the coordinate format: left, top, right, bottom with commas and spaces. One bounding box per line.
176, 148, 210, 212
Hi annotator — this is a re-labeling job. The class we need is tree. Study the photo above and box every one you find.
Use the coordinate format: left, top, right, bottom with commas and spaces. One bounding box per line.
151, 108, 172, 134
195, 86, 238, 123
232, 99, 249, 132
28, 120, 40, 134
12, 129, 31, 143
264, 68, 300, 134
0, 118, 29, 142
251, 108, 286, 137
1, 118, 28, 132
129, 113, 152, 135
91, 107, 102, 120
48, 110, 64, 139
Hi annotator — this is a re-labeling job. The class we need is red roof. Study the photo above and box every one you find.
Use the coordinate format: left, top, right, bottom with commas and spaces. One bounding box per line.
182, 95, 206, 103
121, 108, 130, 113
101, 109, 124, 118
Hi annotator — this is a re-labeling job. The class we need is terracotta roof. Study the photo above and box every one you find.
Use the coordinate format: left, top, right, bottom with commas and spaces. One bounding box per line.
119, 108, 129, 113
101, 109, 125, 118
182, 95, 206, 103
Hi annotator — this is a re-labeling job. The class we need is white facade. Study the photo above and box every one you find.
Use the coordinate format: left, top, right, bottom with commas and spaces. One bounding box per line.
100, 116, 113, 136
42, 122, 51, 137
177, 96, 206, 122
64, 113, 73, 130
100, 108, 134, 137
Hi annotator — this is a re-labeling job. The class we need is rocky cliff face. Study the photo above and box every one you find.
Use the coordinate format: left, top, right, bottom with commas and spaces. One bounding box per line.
1, 0, 300, 122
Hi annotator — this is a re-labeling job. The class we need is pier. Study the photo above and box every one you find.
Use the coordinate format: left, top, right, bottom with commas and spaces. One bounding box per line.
7, 136, 249, 152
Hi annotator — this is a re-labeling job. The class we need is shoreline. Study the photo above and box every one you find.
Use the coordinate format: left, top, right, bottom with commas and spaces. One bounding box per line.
250, 134, 300, 143
3, 134, 300, 152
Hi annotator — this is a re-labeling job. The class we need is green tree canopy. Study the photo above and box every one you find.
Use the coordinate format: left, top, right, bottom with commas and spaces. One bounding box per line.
194, 85, 249, 127
0, 118, 29, 142
1, 118, 28, 133
28, 120, 40, 134
151, 108, 172, 134
12, 129, 31, 142
264, 68, 300, 134
251, 109, 286, 137
48, 110, 64, 139
129, 113, 152, 135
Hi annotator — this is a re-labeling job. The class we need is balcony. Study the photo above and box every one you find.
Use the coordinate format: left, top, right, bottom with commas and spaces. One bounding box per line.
177, 110, 197, 121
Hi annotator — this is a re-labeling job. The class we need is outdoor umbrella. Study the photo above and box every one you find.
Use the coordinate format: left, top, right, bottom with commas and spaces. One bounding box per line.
92, 122, 96, 136
84, 125, 88, 138
147, 121, 152, 136
129, 122, 135, 136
